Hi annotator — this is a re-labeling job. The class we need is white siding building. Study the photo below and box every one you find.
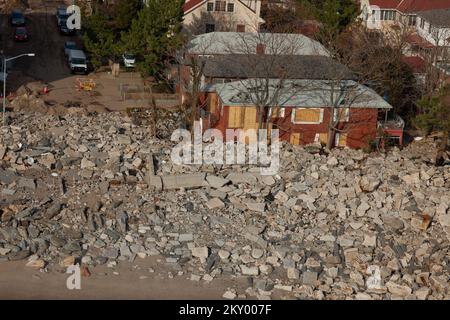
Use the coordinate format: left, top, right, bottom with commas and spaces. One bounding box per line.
182, 0, 264, 35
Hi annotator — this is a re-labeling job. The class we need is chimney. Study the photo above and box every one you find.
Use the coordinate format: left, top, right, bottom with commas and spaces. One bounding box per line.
256, 43, 265, 55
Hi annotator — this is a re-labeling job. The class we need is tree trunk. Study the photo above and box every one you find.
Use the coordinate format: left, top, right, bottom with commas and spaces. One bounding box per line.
327, 108, 336, 149
190, 91, 198, 132
258, 105, 264, 131
326, 127, 335, 149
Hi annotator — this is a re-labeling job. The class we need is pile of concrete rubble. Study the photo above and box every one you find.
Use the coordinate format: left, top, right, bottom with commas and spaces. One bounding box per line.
0, 112, 449, 300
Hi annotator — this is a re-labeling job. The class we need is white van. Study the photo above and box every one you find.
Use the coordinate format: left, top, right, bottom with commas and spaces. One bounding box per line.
68, 49, 87, 74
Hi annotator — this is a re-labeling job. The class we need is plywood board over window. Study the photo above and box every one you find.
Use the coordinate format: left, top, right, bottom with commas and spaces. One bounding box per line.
293, 108, 323, 124
290, 133, 301, 145
228, 106, 244, 128
335, 133, 348, 147
208, 93, 218, 114
318, 133, 328, 144
243, 107, 258, 130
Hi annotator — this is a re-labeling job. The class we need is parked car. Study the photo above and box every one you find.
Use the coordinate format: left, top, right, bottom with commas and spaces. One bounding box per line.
14, 27, 29, 42
60, 21, 76, 35
64, 41, 78, 56
56, 6, 69, 27
122, 53, 136, 68
11, 9, 25, 26
68, 49, 88, 74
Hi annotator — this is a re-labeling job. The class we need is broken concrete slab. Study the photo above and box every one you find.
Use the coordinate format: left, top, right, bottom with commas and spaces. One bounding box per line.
161, 173, 206, 190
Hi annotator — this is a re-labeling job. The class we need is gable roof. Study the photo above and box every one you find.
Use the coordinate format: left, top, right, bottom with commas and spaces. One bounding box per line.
397, 0, 450, 13
186, 32, 329, 56
183, 0, 260, 14
402, 56, 426, 73
206, 79, 393, 109
183, 0, 204, 12
368, 0, 450, 13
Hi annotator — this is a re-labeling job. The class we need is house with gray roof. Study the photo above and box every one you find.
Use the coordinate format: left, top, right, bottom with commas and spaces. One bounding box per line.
416, 8, 450, 46
178, 31, 402, 148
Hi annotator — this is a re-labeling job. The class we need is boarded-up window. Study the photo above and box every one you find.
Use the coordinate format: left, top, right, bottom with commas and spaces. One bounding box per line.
293, 108, 322, 123
290, 133, 301, 145
228, 107, 244, 128
243, 107, 257, 130
335, 133, 348, 147
208, 93, 218, 114
319, 133, 328, 144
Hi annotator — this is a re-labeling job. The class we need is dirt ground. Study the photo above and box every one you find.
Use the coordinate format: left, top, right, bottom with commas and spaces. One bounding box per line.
1, 0, 147, 112
0, 256, 254, 300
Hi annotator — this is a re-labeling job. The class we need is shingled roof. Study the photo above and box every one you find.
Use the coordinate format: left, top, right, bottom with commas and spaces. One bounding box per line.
200, 54, 356, 80
206, 79, 393, 109
418, 8, 450, 27
186, 32, 330, 56
368, 0, 450, 13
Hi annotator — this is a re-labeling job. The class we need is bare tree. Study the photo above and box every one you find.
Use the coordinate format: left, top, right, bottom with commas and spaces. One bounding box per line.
421, 28, 450, 96
176, 33, 217, 131
303, 23, 417, 149
217, 31, 326, 131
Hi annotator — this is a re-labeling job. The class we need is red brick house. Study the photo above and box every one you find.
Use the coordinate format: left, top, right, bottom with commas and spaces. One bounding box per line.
178, 32, 402, 148
201, 79, 394, 149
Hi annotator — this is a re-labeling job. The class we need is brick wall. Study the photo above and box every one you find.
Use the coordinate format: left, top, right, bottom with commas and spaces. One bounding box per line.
204, 98, 380, 149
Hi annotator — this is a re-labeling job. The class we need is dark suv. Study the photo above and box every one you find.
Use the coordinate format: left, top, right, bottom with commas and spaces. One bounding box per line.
11, 9, 25, 26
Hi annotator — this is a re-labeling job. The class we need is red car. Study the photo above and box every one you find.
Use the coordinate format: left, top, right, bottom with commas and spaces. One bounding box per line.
14, 27, 29, 41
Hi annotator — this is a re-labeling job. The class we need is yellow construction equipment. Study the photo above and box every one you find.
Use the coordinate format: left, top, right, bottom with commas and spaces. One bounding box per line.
76, 78, 96, 91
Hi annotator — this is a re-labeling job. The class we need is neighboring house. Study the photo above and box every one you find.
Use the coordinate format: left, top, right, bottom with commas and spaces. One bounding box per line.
415, 9, 450, 77
360, 1, 450, 88
416, 8, 450, 46
183, 0, 265, 34
360, 0, 401, 30
360, 0, 450, 30
201, 79, 394, 148
402, 55, 427, 83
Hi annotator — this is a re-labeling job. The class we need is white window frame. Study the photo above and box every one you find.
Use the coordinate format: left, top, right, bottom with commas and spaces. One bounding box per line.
207, 2, 214, 12
227, 3, 235, 12
291, 108, 324, 124
335, 133, 340, 146
420, 18, 425, 29
314, 133, 320, 143
333, 107, 350, 122
215, 0, 226, 12
335, 133, 348, 147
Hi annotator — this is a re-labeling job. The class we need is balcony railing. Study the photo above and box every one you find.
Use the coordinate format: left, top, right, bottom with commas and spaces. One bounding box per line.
378, 114, 405, 130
